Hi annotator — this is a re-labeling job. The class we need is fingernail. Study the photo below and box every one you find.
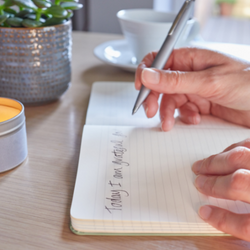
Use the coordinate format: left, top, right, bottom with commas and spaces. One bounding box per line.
143, 104, 149, 117
191, 115, 200, 124
188, 115, 200, 124
142, 68, 160, 85
192, 160, 203, 174
161, 119, 173, 131
199, 205, 212, 220
194, 175, 207, 190
161, 121, 165, 131
193, 115, 201, 124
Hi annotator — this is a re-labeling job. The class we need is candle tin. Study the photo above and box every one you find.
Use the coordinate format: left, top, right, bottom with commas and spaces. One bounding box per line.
0, 97, 27, 173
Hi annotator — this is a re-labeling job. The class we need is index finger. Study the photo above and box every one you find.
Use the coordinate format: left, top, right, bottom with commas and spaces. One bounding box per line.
194, 169, 250, 203
135, 48, 233, 90
192, 146, 250, 175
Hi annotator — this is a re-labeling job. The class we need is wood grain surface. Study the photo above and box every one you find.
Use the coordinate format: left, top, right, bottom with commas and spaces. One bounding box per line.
0, 32, 249, 250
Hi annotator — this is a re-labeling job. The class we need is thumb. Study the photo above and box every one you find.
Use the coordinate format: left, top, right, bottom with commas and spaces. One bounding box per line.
141, 67, 215, 98
199, 205, 250, 241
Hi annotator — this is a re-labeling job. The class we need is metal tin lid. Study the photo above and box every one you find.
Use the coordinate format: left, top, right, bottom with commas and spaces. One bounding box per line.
0, 97, 25, 136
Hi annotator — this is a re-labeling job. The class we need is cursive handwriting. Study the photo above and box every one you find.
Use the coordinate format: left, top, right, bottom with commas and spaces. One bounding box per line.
105, 189, 129, 214
112, 131, 127, 137
111, 140, 129, 167
105, 131, 130, 214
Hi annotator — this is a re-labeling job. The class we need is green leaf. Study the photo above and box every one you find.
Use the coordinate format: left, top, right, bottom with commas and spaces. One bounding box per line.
1, 21, 11, 27
7, 16, 23, 26
0, 14, 9, 24
32, 0, 52, 9
13, 0, 37, 10
15, 9, 34, 18
216, 0, 236, 3
60, 0, 79, 2
22, 18, 42, 27
4, 7, 16, 15
45, 5, 68, 18
42, 17, 66, 26
61, 2, 83, 10
3, 0, 14, 7
66, 9, 73, 19
3, 12, 14, 18
25, 14, 46, 23
41, 13, 52, 19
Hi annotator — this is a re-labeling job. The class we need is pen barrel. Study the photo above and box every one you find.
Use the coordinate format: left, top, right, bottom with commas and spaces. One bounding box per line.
132, 0, 195, 114
151, 0, 194, 70
151, 34, 176, 69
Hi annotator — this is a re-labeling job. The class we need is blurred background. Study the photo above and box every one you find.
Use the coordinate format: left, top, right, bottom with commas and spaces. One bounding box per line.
72, 0, 250, 45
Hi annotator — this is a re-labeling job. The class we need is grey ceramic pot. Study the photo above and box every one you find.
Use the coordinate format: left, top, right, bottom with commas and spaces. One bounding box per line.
0, 21, 72, 105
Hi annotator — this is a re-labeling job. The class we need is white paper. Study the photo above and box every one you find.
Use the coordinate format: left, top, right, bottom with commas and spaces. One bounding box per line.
71, 81, 250, 234
71, 124, 250, 233
85, 82, 161, 127
86, 82, 244, 130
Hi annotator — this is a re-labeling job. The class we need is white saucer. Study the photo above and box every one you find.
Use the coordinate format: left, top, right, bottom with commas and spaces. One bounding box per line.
93, 40, 137, 72
94, 39, 250, 73
94, 39, 199, 72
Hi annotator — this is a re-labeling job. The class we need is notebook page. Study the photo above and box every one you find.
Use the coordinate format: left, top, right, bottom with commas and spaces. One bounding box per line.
85, 81, 161, 127
86, 82, 244, 129
71, 124, 250, 233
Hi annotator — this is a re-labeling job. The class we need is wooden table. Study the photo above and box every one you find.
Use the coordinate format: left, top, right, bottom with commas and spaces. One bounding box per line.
0, 32, 250, 250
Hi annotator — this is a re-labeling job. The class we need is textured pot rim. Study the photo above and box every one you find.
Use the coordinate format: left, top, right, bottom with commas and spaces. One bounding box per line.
0, 19, 71, 30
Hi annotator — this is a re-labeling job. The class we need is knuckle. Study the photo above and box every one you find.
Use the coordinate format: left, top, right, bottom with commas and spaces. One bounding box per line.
210, 178, 218, 197
142, 52, 157, 67
242, 217, 250, 237
202, 155, 215, 172
166, 70, 183, 92
242, 138, 250, 149
216, 211, 228, 232
230, 169, 250, 192
201, 69, 223, 98
226, 147, 249, 167
224, 142, 237, 152
205, 70, 216, 86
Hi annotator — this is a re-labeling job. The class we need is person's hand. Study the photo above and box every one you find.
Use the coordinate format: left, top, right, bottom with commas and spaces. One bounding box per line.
135, 48, 250, 131
192, 138, 250, 241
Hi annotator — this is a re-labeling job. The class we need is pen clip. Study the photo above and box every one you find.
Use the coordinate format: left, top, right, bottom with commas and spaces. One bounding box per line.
168, 0, 193, 36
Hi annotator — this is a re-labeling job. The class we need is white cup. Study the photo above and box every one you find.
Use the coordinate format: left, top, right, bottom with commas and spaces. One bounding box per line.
117, 9, 200, 63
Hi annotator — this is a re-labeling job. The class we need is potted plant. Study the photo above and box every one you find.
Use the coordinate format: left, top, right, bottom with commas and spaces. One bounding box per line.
216, 0, 237, 16
0, 0, 82, 105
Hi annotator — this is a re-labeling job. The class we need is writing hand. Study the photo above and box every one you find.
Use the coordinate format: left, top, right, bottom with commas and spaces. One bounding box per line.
135, 48, 250, 131
192, 138, 250, 241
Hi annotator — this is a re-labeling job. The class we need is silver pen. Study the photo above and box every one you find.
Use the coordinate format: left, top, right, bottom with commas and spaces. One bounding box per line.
132, 0, 195, 115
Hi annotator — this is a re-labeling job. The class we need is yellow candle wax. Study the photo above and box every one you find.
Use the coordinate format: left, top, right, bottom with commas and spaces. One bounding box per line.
0, 105, 21, 122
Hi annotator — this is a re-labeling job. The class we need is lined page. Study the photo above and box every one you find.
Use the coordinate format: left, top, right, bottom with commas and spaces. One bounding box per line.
71, 124, 250, 233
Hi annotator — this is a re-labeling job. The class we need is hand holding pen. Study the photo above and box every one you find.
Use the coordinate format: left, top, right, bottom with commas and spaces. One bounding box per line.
133, 0, 250, 242
134, 40, 250, 243
132, 0, 195, 114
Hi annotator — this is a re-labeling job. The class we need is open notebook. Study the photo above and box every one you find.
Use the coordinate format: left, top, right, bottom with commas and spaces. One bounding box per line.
70, 81, 250, 236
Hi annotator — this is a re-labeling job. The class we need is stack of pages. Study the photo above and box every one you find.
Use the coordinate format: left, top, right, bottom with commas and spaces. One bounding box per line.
70, 81, 250, 235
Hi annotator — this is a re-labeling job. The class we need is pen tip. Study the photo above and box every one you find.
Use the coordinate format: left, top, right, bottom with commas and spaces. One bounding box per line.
132, 105, 138, 115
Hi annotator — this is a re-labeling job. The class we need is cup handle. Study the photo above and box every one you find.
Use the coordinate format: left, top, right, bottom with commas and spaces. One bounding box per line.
186, 19, 200, 43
